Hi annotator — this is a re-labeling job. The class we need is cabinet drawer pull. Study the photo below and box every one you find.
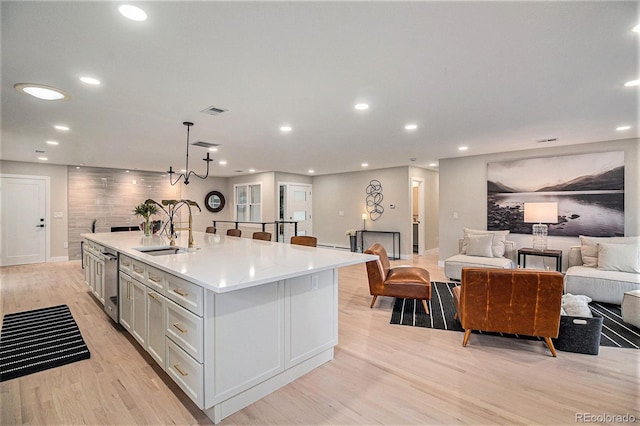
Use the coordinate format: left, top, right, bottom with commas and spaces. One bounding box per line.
133, 266, 144, 274
149, 275, 162, 283
172, 322, 188, 333
173, 364, 189, 377
172, 288, 188, 297
122, 261, 130, 267
148, 292, 158, 300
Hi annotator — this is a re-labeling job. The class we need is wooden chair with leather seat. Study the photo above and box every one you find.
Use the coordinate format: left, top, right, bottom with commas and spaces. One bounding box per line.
290, 236, 318, 247
226, 229, 241, 237
253, 231, 272, 241
455, 267, 564, 357
364, 243, 431, 313
205, 226, 216, 234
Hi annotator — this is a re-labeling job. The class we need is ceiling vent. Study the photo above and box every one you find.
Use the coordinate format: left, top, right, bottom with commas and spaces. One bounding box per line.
191, 141, 220, 148
201, 105, 228, 116
536, 137, 558, 143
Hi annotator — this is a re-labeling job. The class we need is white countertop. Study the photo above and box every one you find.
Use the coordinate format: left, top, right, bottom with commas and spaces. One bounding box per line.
82, 231, 376, 293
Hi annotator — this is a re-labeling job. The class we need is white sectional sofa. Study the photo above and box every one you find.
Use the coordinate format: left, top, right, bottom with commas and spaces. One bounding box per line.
444, 228, 516, 281
564, 236, 640, 305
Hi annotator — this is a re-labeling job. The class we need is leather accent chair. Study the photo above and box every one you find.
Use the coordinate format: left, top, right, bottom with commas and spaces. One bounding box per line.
290, 236, 318, 247
205, 226, 216, 234
456, 268, 564, 357
364, 243, 431, 312
226, 229, 241, 237
253, 231, 272, 241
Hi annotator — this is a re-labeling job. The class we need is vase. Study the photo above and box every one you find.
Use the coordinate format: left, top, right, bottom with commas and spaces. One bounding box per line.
144, 218, 152, 237
349, 235, 357, 252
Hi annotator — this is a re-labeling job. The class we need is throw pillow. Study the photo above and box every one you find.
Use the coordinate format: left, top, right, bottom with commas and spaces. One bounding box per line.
461, 228, 509, 258
580, 235, 640, 268
466, 234, 494, 257
561, 293, 593, 318
597, 242, 640, 273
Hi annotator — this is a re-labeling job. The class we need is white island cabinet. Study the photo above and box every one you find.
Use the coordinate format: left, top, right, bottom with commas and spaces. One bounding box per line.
82, 231, 376, 424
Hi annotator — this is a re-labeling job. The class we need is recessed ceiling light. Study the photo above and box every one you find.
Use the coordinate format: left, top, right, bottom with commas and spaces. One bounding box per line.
280, 125, 292, 132
208, 147, 218, 152
46, 140, 59, 145
119, 5, 147, 21
80, 76, 101, 85
354, 103, 369, 110
404, 124, 418, 130
361, 162, 369, 167
219, 160, 227, 166
633, 24, 639, 33
54, 125, 69, 131
249, 168, 256, 173
624, 79, 639, 87
308, 169, 315, 174
15, 83, 69, 100
616, 125, 631, 131
38, 157, 48, 161
458, 146, 469, 151
429, 162, 438, 167
76, 166, 81, 169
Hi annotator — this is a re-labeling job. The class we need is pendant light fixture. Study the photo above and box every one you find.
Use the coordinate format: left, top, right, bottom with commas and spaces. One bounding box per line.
167, 121, 213, 185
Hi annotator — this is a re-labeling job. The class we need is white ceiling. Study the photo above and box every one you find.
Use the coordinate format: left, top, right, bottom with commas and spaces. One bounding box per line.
1, 1, 638, 177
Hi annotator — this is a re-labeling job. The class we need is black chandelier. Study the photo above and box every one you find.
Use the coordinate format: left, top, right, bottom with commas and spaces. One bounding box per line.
167, 121, 213, 185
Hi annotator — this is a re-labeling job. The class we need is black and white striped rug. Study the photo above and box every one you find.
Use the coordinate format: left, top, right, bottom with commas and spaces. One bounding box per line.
0, 305, 91, 382
390, 282, 640, 349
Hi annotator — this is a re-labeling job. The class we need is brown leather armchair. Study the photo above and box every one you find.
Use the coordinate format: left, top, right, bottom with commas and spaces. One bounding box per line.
364, 243, 431, 312
455, 267, 564, 357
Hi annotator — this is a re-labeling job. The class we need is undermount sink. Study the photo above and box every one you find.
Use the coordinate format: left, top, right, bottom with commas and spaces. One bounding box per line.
134, 246, 186, 256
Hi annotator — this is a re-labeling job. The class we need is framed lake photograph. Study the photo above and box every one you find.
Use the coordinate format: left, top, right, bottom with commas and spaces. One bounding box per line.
487, 151, 624, 237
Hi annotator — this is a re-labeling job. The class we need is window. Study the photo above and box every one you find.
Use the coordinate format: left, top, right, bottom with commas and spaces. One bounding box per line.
234, 183, 261, 222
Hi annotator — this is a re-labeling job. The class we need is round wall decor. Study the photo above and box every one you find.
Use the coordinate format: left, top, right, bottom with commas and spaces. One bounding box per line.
205, 191, 225, 213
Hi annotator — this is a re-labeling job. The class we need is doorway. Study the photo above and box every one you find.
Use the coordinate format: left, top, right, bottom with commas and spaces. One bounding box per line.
279, 183, 312, 240
411, 178, 425, 255
0, 175, 49, 266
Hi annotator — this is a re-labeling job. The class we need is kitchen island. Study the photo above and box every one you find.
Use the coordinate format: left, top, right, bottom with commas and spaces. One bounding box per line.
82, 231, 376, 423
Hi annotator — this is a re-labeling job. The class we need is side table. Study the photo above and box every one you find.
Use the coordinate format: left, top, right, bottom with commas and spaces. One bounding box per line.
518, 248, 563, 272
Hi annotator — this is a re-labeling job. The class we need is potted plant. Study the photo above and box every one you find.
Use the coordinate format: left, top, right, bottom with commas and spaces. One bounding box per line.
133, 201, 159, 236
345, 229, 358, 252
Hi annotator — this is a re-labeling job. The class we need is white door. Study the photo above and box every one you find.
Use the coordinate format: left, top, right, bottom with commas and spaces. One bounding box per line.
0, 176, 47, 266
286, 184, 312, 237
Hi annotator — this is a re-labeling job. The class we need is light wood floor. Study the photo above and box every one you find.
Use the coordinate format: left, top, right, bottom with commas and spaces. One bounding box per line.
1, 254, 638, 425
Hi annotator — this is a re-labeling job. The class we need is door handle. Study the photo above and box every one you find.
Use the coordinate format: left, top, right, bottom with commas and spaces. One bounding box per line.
36, 224, 45, 228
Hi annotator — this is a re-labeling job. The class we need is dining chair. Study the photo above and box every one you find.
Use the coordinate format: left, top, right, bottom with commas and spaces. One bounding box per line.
290, 236, 318, 247
252, 231, 272, 241
227, 229, 242, 237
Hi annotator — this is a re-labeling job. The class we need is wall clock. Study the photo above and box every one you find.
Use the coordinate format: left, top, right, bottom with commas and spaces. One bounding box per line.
205, 191, 225, 213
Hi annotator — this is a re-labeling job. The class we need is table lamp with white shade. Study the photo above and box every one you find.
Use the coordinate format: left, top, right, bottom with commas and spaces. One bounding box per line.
524, 202, 558, 251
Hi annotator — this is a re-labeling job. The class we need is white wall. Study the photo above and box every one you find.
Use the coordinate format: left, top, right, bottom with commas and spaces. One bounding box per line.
438, 138, 639, 270
313, 167, 410, 255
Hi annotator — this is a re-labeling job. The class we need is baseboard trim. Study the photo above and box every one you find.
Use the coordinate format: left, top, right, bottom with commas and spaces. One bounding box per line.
49, 256, 69, 263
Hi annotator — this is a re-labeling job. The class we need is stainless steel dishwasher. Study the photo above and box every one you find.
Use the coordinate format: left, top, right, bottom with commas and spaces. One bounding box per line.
102, 248, 119, 323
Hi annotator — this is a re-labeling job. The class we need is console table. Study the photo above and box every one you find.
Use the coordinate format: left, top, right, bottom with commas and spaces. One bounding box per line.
358, 230, 400, 260
518, 247, 563, 272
